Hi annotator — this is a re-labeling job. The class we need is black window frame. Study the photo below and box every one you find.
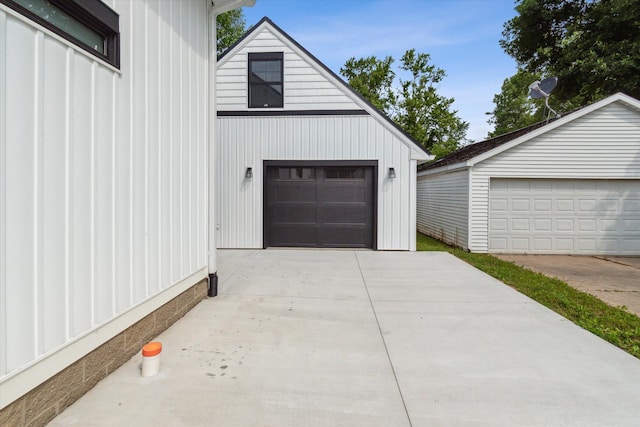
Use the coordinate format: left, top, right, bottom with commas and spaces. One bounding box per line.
248, 52, 283, 108
1, 0, 120, 69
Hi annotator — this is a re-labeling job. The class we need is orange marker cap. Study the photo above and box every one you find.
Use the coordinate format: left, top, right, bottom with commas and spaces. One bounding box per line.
142, 341, 162, 357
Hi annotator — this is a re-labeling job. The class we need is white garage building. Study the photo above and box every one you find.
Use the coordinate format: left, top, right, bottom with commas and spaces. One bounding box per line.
216, 18, 431, 250
417, 93, 640, 255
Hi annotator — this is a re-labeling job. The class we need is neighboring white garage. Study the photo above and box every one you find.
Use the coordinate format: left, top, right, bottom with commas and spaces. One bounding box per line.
417, 93, 640, 255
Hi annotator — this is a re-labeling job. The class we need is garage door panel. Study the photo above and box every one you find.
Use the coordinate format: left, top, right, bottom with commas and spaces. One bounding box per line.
320, 185, 366, 202
533, 218, 552, 231
511, 218, 530, 231
490, 198, 508, 211
270, 204, 317, 223
273, 185, 317, 203
266, 165, 374, 248
269, 225, 318, 246
489, 178, 640, 254
556, 218, 574, 231
534, 199, 552, 211
533, 238, 552, 251
322, 204, 368, 224
623, 200, 640, 212
319, 225, 371, 247
511, 199, 530, 211
556, 238, 574, 251
623, 239, 640, 251
623, 219, 640, 232
556, 199, 574, 211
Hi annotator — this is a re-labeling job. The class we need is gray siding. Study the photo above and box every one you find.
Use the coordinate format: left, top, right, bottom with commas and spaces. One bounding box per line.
417, 169, 469, 249
470, 102, 640, 252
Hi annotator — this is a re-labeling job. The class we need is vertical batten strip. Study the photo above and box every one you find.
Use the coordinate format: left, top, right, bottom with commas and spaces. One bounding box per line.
178, 0, 184, 279
89, 61, 97, 326
0, 8, 7, 377
34, 31, 45, 356
143, 0, 149, 297
111, 72, 117, 315
168, 0, 174, 284
186, 0, 192, 272
64, 47, 71, 339
127, 0, 134, 306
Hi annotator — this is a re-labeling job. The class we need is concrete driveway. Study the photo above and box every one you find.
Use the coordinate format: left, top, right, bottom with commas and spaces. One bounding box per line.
50, 250, 640, 426
496, 255, 640, 316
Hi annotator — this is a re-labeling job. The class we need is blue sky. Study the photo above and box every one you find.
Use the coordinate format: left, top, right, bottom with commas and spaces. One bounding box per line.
243, 0, 521, 142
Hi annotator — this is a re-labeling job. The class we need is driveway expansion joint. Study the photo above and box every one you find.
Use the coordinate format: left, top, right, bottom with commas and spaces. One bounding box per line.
354, 251, 413, 427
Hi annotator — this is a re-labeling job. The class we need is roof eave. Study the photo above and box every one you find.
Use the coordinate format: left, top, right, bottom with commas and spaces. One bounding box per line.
417, 160, 468, 177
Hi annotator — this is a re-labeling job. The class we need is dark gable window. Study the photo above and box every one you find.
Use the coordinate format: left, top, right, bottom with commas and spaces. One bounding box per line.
1, 0, 120, 68
248, 52, 283, 108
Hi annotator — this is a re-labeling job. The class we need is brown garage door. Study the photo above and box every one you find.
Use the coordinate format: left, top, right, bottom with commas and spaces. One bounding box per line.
265, 164, 375, 248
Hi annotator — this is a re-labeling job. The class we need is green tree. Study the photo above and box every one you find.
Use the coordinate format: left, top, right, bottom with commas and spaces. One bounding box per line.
340, 56, 396, 112
500, 0, 640, 105
217, 9, 246, 56
487, 69, 544, 137
340, 49, 468, 158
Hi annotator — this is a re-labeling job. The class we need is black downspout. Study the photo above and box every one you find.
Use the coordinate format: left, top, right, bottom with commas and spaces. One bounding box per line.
208, 272, 218, 297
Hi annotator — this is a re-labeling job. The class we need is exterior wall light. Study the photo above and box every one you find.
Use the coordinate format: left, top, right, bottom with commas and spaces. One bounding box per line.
388, 167, 396, 178
245, 167, 253, 179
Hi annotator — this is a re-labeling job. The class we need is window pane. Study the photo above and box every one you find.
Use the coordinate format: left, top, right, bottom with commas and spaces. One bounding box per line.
326, 168, 365, 179
250, 60, 281, 82
250, 84, 283, 108
277, 168, 315, 180
14, 0, 105, 53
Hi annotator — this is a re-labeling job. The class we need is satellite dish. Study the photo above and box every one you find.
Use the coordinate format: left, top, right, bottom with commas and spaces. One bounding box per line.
528, 76, 558, 99
528, 76, 560, 120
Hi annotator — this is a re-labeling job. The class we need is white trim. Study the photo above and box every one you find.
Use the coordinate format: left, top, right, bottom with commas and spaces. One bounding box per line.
417, 161, 467, 177
211, 0, 256, 15
409, 159, 417, 251
0, 268, 208, 409
0, 3, 121, 74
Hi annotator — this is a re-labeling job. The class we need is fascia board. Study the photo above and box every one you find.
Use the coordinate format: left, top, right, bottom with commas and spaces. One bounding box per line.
468, 93, 639, 166
417, 161, 467, 177
211, 0, 256, 15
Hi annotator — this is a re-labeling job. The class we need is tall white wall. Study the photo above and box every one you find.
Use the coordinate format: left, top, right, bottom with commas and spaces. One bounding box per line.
417, 169, 469, 249
217, 24, 361, 111
469, 102, 640, 252
216, 115, 415, 250
0, 0, 209, 407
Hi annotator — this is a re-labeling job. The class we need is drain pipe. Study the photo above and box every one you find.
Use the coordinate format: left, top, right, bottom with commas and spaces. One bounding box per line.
207, 0, 256, 297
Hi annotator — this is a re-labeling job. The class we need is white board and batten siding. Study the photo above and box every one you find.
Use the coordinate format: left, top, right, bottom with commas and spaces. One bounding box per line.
470, 101, 640, 253
216, 19, 429, 251
0, 0, 209, 408
417, 169, 469, 249
217, 115, 416, 250
217, 24, 361, 112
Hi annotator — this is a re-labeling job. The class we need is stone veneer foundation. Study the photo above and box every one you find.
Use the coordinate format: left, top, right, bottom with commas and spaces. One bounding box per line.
0, 279, 208, 427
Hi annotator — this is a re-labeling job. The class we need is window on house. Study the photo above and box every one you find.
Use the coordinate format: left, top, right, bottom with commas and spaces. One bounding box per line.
2, 0, 120, 68
248, 52, 283, 108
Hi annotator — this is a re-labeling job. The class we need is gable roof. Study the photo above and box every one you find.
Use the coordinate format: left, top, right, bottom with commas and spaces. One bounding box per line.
418, 92, 640, 174
218, 17, 432, 161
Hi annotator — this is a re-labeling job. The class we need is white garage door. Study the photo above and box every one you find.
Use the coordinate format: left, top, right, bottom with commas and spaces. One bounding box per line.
489, 179, 640, 254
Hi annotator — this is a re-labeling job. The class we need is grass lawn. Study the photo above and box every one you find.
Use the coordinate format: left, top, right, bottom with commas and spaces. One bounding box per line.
417, 232, 640, 359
